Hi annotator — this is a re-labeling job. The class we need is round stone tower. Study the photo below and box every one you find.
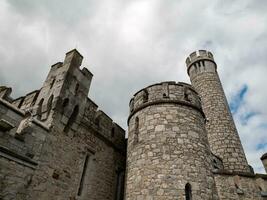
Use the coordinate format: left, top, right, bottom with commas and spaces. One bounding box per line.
186, 50, 250, 173
125, 82, 218, 200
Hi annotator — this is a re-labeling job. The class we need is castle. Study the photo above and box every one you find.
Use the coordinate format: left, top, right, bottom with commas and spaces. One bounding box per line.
0, 49, 266, 200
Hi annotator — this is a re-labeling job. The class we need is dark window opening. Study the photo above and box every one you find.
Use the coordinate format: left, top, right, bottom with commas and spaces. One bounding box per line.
95, 116, 100, 127
111, 127, 115, 137
134, 117, 139, 143
64, 105, 79, 133
143, 89, 148, 103
77, 154, 90, 196
62, 98, 69, 114
50, 78, 56, 89
115, 169, 125, 200
185, 183, 192, 200
46, 95, 54, 118
75, 83, 79, 94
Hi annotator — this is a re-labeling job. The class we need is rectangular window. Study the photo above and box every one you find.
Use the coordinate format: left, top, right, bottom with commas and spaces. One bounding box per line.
77, 154, 90, 196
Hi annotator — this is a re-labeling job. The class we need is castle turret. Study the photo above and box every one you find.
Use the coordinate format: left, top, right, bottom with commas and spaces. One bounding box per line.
33, 49, 93, 131
186, 50, 250, 173
261, 153, 267, 173
125, 82, 218, 199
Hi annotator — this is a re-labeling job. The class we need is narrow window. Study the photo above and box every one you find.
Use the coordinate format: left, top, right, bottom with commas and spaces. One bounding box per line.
46, 95, 54, 118
77, 154, 90, 196
75, 83, 79, 94
62, 98, 69, 114
115, 169, 125, 200
95, 116, 100, 128
50, 78, 56, 89
143, 89, 148, 103
64, 105, 79, 133
134, 117, 139, 143
185, 183, 192, 200
37, 98, 44, 120
111, 127, 115, 137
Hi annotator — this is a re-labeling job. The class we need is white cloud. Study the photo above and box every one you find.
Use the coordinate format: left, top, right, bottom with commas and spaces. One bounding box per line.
0, 0, 266, 172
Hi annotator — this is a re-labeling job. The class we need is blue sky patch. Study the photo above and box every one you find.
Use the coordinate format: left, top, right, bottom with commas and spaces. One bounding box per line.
256, 142, 267, 150
230, 84, 248, 114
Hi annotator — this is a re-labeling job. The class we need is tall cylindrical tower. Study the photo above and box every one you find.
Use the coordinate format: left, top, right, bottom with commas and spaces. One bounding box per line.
186, 50, 250, 173
125, 82, 218, 200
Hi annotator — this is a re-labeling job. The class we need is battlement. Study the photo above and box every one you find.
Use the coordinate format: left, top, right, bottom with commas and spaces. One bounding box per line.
128, 81, 203, 123
82, 97, 126, 152
186, 50, 215, 68
185, 50, 217, 77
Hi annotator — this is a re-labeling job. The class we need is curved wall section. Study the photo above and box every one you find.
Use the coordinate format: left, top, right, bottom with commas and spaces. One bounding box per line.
125, 82, 218, 200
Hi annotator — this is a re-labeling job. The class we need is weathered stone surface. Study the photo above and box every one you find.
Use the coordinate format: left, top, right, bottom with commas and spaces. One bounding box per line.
0, 49, 126, 200
126, 82, 218, 200
186, 50, 250, 173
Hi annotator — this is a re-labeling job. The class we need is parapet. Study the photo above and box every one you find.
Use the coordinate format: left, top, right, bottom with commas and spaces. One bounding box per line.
186, 50, 216, 70
128, 81, 203, 123
81, 97, 126, 153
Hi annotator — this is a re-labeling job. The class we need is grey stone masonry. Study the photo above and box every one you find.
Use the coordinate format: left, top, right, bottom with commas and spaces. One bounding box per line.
0, 49, 126, 200
1, 48, 267, 200
126, 82, 218, 200
186, 50, 250, 173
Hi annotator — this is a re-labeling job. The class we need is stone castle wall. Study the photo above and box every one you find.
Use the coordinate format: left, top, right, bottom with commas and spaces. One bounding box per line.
0, 50, 126, 200
214, 172, 267, 199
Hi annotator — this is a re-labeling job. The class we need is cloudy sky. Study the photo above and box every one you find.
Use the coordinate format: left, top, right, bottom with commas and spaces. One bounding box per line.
0, 0, 266, 173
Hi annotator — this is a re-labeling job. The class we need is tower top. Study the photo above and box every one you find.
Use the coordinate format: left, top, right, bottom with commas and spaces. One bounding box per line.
185, 50, 215, 69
